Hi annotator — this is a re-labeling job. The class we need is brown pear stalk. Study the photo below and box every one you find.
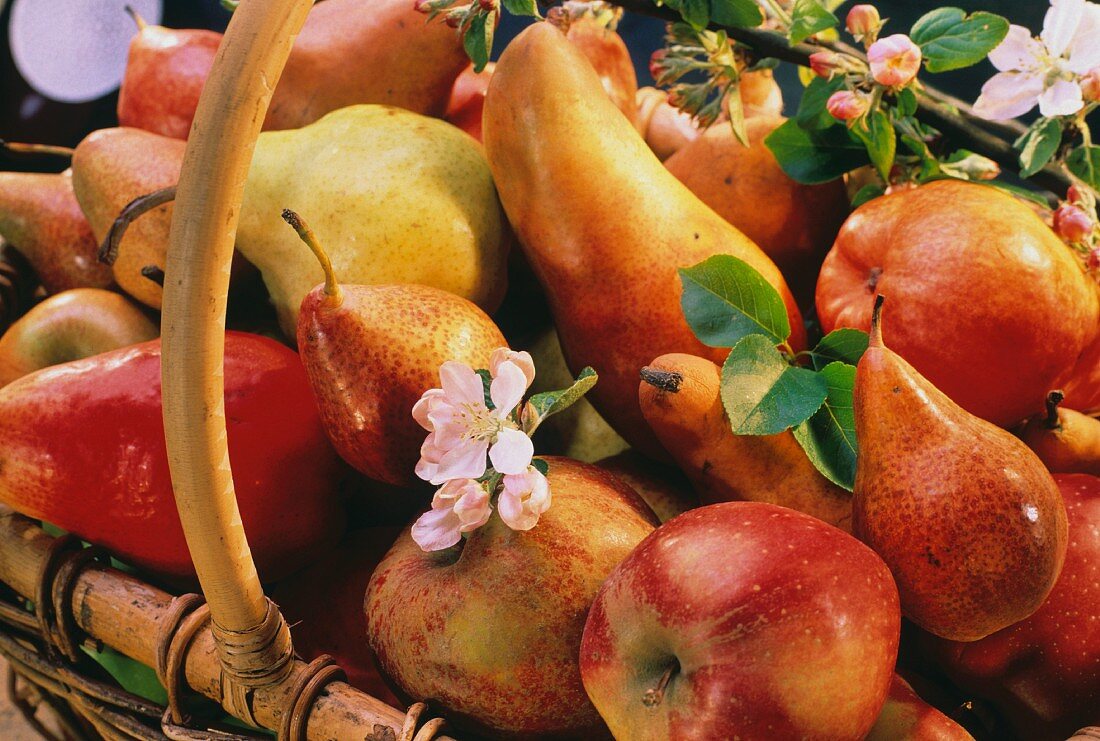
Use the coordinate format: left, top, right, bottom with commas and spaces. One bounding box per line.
1018, 390, 1100, 476
282, 209, 507, 486
852, 295, 1068, 641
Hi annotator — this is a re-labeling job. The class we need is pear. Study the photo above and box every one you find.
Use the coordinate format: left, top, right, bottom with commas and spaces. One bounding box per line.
238, 105, 509, 339
0, 169, 112, 293
853, 296, 1068, 641
554, 12, 638, 124
0, 288, 157, 386
1018, 390, 1100, 476
482, 23, 802, 458
639, 352, 852, 530
71, 127, 185, 309
285, 210, 507, 486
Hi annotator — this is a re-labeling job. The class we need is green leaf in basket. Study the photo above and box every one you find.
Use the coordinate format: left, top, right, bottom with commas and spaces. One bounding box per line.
910, 8, 1009, 73
1067, 145, 1100, 189
522, 367, 598, 434
720, 335, 828, 435
807, 328, 870, 371
788, 0, 837, 45
679, 255, 790, 348
463, 11, 494, 73
792, 361, 858, 490
766, 118, 870, 184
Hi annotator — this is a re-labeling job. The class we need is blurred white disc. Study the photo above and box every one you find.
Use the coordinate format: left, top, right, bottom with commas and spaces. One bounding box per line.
9, 0, 163, 103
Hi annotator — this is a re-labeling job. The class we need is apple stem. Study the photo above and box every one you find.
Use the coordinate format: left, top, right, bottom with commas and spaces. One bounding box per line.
124, 5, 148, 31
869, 294, 885, 348
1045, 390, 1065, 430
642, 660, 678, 708
640, 367, 683, 393
281, 208, 343, 306
99, 186, 178, 265
0, 139, 75, 159
141, 264, 166, 286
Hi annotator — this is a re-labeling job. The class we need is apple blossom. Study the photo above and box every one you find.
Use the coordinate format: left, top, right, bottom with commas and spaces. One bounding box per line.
1054, 202, 1095, 242
411, 478, 493, 551
809, 51, 843, 79
827, 90, 869, 121
413, 355, 534, 485
847, 4, 882, 43
1082, 67, 1100, 101
489, 347, 535, 387
499, 467, 552, 531
867, 34, 922, 87
974, 0, 1100, 120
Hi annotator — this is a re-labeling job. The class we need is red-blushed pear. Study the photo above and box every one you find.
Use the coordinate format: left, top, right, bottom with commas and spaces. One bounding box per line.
1059, 321, 1100, 414
285, 210, 506, 486
921, 474, 1100, 740
0, 169, 112, 293
482, 22, 803, 458
366, 457, 657, 739
1018, 391, 1100, 476
551, 10, 638, 124
853, 296, 1068, 641
116, 9, 220, 139
817, 179, 1099, 427
269, 526, 402, 706
579, 502, 900, 740
445, 64, 494, 141
866, 675, 974, 741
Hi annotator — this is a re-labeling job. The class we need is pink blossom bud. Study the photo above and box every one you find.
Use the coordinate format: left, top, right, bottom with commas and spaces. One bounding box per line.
477, 0, 497, 11
826, 90, 869, 121
1054, 203, 1095, 243
1081, 68, 1100, 103
846, 4, 881, 41
809, 52, 843, 78
1088, 247, 1100, 271
868, 34, 923, 88
414, 0, 431, 12
649, 49, 667, 81
1068, 184, 1085, 204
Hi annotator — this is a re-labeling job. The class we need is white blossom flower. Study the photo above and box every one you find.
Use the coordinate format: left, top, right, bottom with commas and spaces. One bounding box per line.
498, 466, 552, 531
411, 478, 493, 552
974, 0, 1100, 120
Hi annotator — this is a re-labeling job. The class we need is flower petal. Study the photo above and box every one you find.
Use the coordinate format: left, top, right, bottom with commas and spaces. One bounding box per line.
490, 361, 528, 416
411, 506, 464, 551
973, 71, 1045, 120
488, 427, 534, 475
1042, 0, 1085, 58
452, 482, 492, 531
1039, 78, 1085, 116
432, 439, 489, 484
1068, 4, 1100, 72
498, 468, 551, 531
412, 388, 446, 430
988, 25, 1044, 72
439, 361, 485, 407
490, 348, 536, 388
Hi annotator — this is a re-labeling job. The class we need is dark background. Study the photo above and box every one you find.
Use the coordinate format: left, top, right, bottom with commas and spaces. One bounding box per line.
0, 0, 1044, 170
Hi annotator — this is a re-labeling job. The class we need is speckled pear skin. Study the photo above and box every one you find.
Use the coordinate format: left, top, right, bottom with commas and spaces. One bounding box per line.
239, 105, 509, 340
852, 298, 1068, 642
0, 170, 112, 293
298, 282, 506, 487
482, 23, 803, 458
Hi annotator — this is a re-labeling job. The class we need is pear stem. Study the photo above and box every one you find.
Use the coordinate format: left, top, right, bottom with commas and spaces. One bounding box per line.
640, 367, 683, 393
141, 264, 166, 286
124, 5, 148, 31
1045, 390, 1065, 430
0, 140, 75, 159
99, 186, 178, 265
280, 209, 343, 305
869, 294, 885, 348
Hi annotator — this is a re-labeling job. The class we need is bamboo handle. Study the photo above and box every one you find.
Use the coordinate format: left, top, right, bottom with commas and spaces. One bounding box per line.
161, 0, 313, 687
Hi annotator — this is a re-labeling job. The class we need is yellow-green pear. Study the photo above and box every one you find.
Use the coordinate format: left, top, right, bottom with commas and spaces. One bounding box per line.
237, 105, 509, 338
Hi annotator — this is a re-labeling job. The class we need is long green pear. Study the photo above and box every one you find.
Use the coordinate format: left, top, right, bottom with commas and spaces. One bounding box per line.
482, 23, 803, 457
853, 296, 1067, 642
238, 105, 509, 339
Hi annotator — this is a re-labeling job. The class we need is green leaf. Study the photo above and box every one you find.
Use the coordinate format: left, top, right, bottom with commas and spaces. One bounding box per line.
678, 255, 791, 347
981, 180, 1053, 208
727, 81, 749, 146
1067, 145, 1100, 189
788, 0, 837, 45
83, 645, 168, 705
808, 328, 869, 370
792, 362, 858, 490
709, 0, 764, 27
501, 0, 539, 17
475, 368, 494, 409
720, 335, 828, 435
532, 458, 549, 476
910, 8, 1010, 73
766, 119, 870, 184
1015, 118, 1063, 178
463, 12, 494, 73
680, 0, 711, 29
850, 183, 885, 207
522, 367, 598, 434
852, 109, 897, 180
896, 87, 918, 118
796, 75, 847, 131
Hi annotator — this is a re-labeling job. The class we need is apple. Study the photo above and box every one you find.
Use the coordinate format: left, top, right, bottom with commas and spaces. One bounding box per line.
866, 674, 973, 740
922, 473, 1100, 740
445, 63, 493, 142
579, 502, 900, 740
365, 457, 658, 739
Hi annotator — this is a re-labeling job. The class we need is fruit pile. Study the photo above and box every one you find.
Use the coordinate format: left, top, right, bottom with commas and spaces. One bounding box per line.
0, 0, 1098, 739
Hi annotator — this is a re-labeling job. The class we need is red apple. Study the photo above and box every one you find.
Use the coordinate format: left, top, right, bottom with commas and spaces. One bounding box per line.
445, 64, 494, 142
923, 473, 1100, 740
365, 457, 657, 738
579, 502, 900, 740
866, 674, 973, 740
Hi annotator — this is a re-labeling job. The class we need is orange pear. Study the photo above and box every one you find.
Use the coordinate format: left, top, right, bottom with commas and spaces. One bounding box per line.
1018, 390, 1100, 476
482, 23, 803, 457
